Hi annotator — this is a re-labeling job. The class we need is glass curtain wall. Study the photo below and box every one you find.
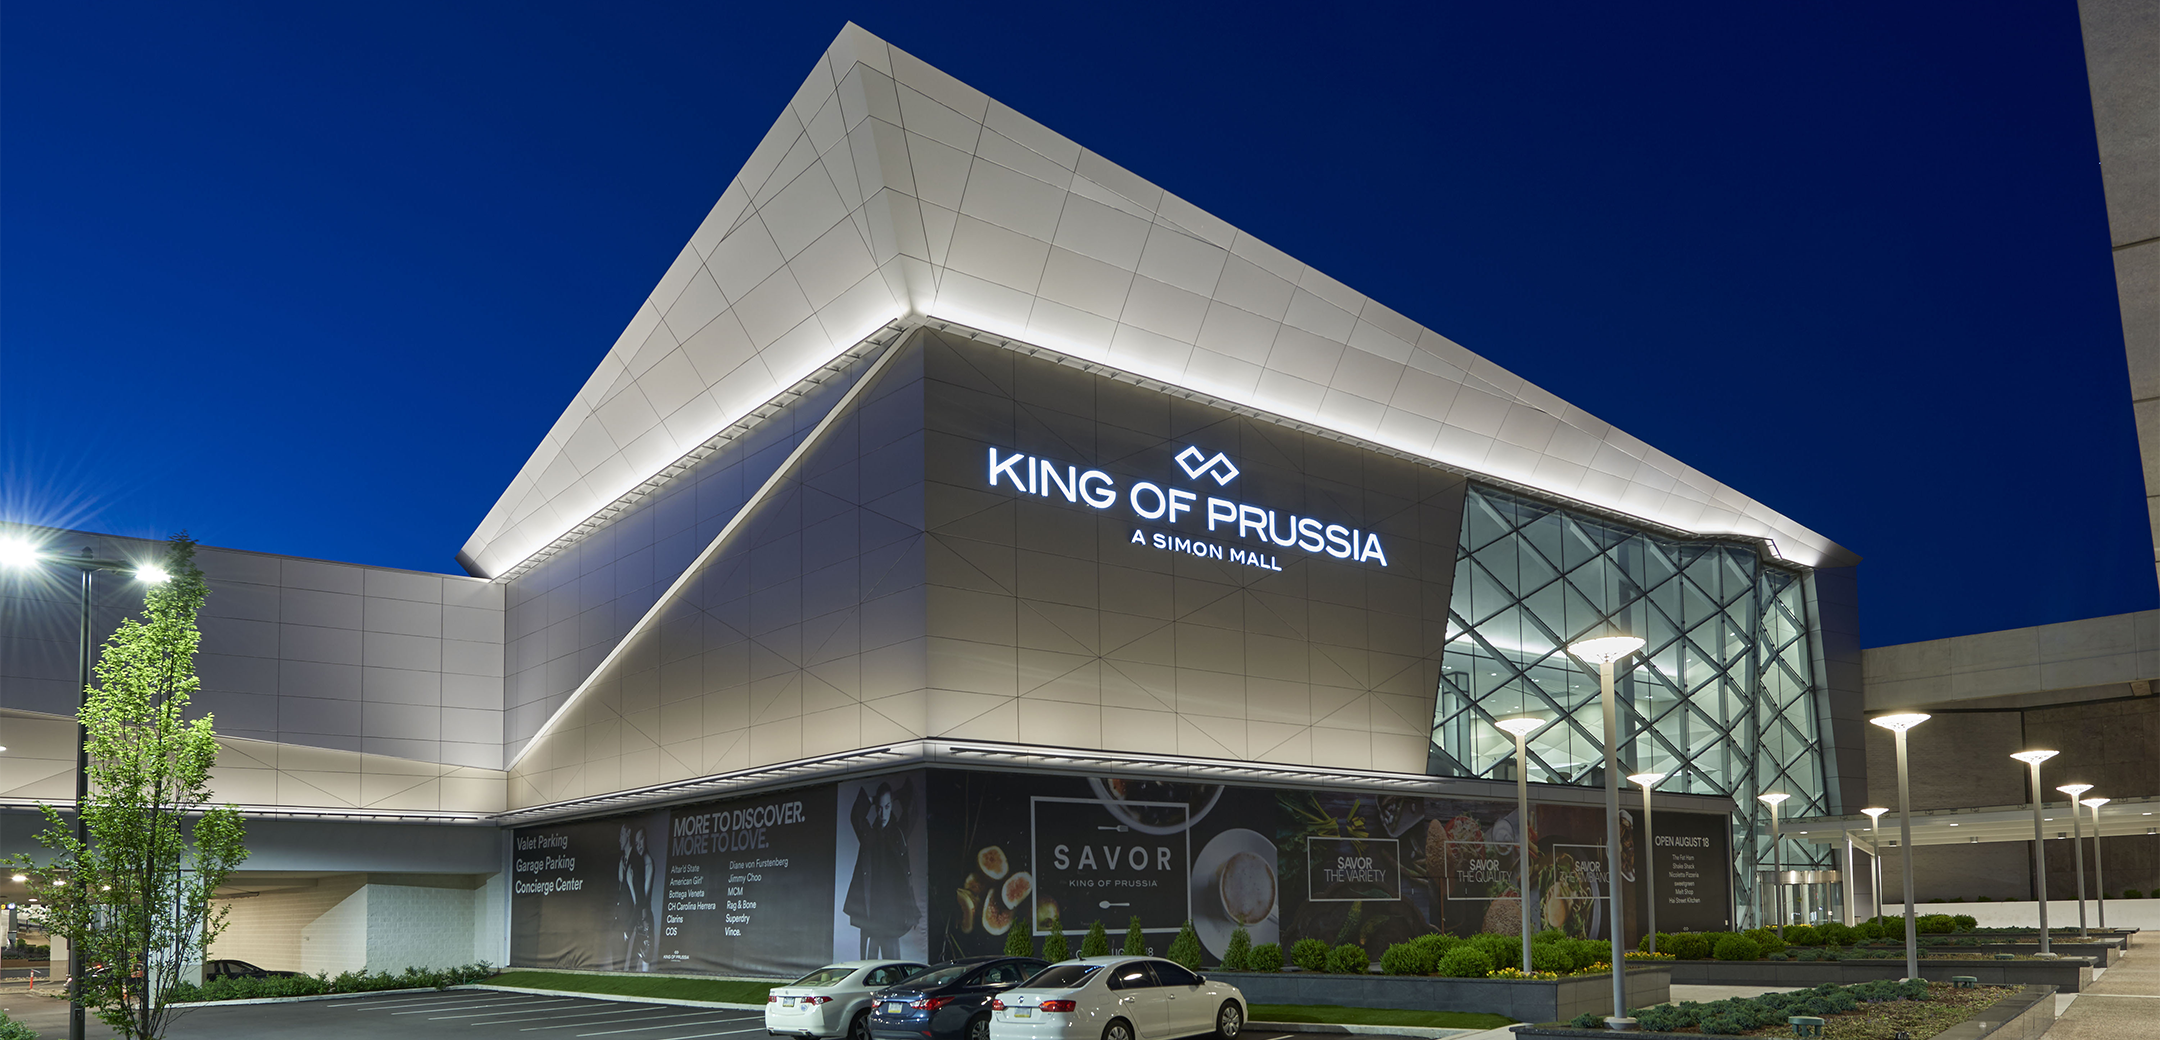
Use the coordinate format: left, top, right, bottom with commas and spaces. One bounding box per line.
1429, 486, 1832, 927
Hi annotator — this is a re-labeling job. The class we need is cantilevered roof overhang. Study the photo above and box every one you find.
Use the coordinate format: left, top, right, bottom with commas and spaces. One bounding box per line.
457, 21, 1857, 581
1787, 796, 2160, 850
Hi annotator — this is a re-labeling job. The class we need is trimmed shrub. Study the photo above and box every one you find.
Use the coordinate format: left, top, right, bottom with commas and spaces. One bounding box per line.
1043, 914, 1071, 962
1744, 927, 1785, 955
1290, 937, 1329, 971
1379, 941, 1434, 976
169, 963, 496, 1004
1814, 921, 1853, 946
1666, 932, 1713, 960
1436, 944, 1495, 978
1124, 917, 1146, 956
1247, 942, 1284, 973
1917, 914, 1958, 935
1568, 1012, 1605, 1029
1767, 951, 1790, 961
1325, 942, 1369, 975
1952, 914, 1978, 931
1221, 925, 1251, 971
1165, 920, 1203, 970
1081, 920, 1112, 957
1712, 934, 1762, 961
1785, 924, 1818, 946
1469, 932, 1521, 973
2125, 889, 2146, 899
1699, 1011, 1749, 1035
1795, 949, 1818, 961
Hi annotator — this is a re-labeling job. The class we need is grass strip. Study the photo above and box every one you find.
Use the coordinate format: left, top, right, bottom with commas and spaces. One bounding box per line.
485, 970, 777, 1004
1247, 1003, 1517, 1029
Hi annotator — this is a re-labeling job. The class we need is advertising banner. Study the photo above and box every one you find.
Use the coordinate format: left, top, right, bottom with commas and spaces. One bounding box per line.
512, 782, 842, 977
515, 770, 1732, 975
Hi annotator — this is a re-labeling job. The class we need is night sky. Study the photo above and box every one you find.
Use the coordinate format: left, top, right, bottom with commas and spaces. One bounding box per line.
2, 3, 2147, 648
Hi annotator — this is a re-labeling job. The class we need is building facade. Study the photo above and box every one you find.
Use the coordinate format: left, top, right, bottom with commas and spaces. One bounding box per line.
1, 23, 1863, 974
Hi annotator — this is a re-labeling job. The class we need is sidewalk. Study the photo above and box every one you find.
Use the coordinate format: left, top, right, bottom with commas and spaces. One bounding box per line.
2048, 929, 2157, 1040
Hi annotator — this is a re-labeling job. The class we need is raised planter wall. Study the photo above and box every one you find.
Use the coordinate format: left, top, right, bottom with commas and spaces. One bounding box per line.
1505, 984, 2056, 1040
1665, 957, 2093, 992
1212, 968, 1670, 1023
1889, 898, 2160, 931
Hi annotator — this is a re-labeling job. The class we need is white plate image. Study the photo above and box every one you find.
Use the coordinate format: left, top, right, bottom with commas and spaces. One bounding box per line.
1188, 828, 1279, 957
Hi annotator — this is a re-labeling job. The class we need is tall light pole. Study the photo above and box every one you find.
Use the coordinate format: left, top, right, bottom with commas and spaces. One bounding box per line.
2057, 783, 2093, 938
1870, 713, 1930, 982
2010, 750, 2058, 957
1758, 793, 1789, 935
1628, 772, 1665, 953
2082, 797, 2110, 930
1861, 807, 1887, 924
1495, 716, 1547, 974
1568, 634, 1644, 1029
0, 535, 170, 1040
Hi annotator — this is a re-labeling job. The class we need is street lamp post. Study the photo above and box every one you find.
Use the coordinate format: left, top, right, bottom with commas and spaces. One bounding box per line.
1627, 773, 1665, 954
1870, 713, 1930, 982
1568, 635, 1645, 1030
2010, 750, 2059, 957
2082, 798, 2110, 930
1861, 807, 1887, 923
1758, 793, 1789, 936
2057, 783, 2093, 938
1495, 717, 1547, 974
0, 536, 170, 1040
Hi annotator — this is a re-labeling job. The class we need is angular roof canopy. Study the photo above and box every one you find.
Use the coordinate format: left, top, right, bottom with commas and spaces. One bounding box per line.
459, 22, 1855, 579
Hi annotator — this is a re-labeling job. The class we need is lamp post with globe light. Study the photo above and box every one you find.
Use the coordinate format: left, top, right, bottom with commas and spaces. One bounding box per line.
1861, 808, 1888, 923
1758, 793, 1789, 935
1870, 713, 1930, 981
0, 534, 171, 1040
1566, 634, 1644, 1029
1628, 773, 1665, 953
1494, 716, 1547, 973
2082, 797, 2109, 929
2057, 783, 2093, 937
2010, 750, 2058, 956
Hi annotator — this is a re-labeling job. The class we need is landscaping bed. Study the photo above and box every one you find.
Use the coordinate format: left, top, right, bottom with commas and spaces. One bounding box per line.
1664, 956, 2092, 992
1246, 1004, 1516, 1030
167, 963, 498, 1003
479, 970, 776, 1004
1213, 967, 1669, 1024
1509, 980, 2052, 1040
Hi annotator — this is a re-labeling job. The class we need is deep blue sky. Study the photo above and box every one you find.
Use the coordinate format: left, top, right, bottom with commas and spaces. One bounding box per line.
2, 3, 2147, 648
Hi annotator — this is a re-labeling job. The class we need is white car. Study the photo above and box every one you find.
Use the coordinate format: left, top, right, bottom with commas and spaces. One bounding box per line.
768, 960, 931, 1040
990, 957, 1245, 1040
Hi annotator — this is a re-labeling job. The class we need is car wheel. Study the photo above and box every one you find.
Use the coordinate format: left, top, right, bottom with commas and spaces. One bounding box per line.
1215, 1002, 1242, 1040
1102, 1019, 1134, 1040
969, 1014, 991, 1040
850, 1011, 872, 1040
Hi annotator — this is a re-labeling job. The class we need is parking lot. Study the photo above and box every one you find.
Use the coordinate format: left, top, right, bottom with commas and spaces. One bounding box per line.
0, 989, 1460, 1040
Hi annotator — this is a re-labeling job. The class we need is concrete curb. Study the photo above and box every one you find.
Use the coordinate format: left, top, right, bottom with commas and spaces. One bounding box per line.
449, 982, 766, 1010
1248, 1022, 1483, 1038
172, 986, 444, 1007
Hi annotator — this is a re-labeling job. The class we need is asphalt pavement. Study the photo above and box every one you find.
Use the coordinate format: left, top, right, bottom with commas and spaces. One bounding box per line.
0, 990, 1458, 1040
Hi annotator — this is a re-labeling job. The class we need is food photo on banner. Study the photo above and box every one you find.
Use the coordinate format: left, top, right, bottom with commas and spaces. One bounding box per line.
833, 772, 931, 961
926, 773, 1276, 962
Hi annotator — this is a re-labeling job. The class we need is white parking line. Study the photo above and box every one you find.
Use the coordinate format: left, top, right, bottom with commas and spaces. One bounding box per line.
573, 1018, 758, 1037
403, 999, 580, 1014
423, 998, 586, 1018
519, 1010, 732, 1032
465, 1003, 639, 1025
639, 1028, 771, 1040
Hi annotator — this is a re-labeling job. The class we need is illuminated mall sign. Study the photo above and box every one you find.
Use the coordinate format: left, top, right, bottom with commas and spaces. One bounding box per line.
984, 445, 1388, 569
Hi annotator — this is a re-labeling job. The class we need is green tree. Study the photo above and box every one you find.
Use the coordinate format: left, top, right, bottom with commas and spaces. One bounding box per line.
1042, 913, 1070, 961
1123, 916, 1146, 955
1081, 920, 1111, 957
1004, 918, 1034, 957
10, 537, 247, 1040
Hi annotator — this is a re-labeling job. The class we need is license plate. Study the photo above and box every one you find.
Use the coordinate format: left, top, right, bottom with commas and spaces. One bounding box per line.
781, 998, 798, 1007
1012, 1010, 1032, 1019
885, 1002, 906, 1014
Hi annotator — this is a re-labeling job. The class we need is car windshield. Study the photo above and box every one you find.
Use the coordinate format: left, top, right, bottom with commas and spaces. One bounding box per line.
1020, 964, 1100, 989
901, 964, 971, 989
791, 966, 859, 987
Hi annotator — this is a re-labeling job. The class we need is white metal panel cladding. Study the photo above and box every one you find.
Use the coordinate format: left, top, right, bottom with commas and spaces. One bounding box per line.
460, 22, 1853, 581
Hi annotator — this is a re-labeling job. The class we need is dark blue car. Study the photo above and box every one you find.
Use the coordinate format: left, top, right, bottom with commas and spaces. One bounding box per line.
868, 956, 1050, 1040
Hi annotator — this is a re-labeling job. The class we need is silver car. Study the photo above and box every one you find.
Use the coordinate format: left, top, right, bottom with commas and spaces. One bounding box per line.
768, 960, 931, 1040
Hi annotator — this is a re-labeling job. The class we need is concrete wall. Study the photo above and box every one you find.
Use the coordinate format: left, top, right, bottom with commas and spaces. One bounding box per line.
212, 875, 368, 973
1863, 611, 2159, 713
211, 873, 499, 975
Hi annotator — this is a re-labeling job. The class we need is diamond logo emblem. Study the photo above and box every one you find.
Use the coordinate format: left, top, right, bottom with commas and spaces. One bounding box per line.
1174, 446, 1240, 486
